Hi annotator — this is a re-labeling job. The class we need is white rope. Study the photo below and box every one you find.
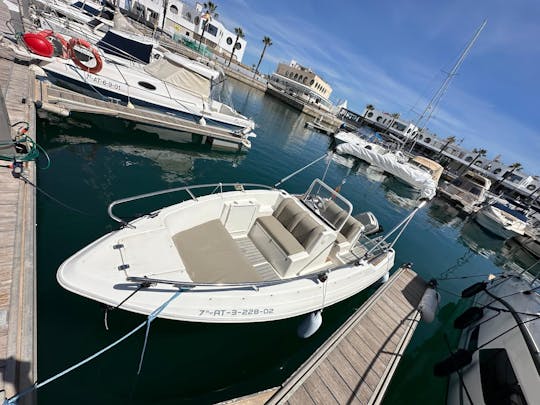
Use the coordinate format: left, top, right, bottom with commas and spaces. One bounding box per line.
5, 290, 182, 404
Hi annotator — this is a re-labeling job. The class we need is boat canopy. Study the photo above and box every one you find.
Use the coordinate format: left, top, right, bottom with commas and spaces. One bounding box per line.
97, 30, 153, 63
112, 8, 143, 35
410, 156, 444, 182
144, 58, 211, 98
492, 202, 528, 222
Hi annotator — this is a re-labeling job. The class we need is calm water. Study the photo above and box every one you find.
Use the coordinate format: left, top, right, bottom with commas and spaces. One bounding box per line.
34, 79, 539, 404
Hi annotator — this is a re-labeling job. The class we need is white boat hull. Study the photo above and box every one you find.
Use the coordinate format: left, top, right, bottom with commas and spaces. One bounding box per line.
57, 187, 395, 323
474, 206, 526, 239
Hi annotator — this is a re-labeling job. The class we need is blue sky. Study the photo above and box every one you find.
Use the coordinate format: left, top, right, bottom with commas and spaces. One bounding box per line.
216, 0, 540, 175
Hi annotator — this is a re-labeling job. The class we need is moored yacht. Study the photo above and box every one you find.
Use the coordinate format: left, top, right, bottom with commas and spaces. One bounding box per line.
474, 201, 528, 239
438, 171, 492, 214
15, 30, 256, 138
56, 157, 425, 323
435, 270, 540, 404
335, 137, 442, 199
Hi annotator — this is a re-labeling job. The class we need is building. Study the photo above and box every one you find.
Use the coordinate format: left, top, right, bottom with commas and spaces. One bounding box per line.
116, 0, 247, 62
354, 106, 540, 201
268, 60, 334, 111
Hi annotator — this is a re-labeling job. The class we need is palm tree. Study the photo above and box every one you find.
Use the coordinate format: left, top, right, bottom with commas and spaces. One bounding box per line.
458, 148, 487, 177
197, 2, 219, 52
493, 162, 523, 190
358, 104, 374, 126
437, 136, 456, 158
253, 36, 272, 78
227, 27, 244, 66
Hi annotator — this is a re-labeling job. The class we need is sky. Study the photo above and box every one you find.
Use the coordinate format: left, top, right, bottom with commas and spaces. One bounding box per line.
213, 0, 540, 175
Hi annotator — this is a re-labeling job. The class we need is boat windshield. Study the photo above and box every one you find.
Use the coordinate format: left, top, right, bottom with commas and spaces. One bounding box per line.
409, 160, 434, 175
452, 178, 483, 196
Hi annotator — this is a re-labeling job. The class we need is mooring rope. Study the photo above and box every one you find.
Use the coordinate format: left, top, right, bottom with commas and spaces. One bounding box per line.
4, 290, 182, 404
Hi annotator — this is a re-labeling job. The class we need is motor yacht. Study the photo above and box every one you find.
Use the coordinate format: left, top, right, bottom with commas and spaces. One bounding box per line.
438, 171, 492, 214
474, 202, 528, 239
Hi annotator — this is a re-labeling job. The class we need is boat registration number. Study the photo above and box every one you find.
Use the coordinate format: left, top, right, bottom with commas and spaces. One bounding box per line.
86, 74, 122, 91
199, 308, 274, 317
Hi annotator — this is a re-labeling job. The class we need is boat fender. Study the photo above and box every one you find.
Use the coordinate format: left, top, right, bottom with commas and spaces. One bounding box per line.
297, 310, 322, 339
433, 349, 473, 377
379, 271, 390, 284
199, 116, 207, 126
419, 279, 440, 323
22, 32, 54, 57
453, 306, 484, 330
461, 281, 487, 298
38, 30, 69, 58
68, 38, 103, 74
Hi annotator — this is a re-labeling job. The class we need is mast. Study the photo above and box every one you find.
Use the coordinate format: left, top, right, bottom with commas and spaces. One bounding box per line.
406, 20, 487, 153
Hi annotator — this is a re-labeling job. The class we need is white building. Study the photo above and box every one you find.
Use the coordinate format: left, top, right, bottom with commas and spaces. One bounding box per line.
358, 106, 540, 198
116, 0, 247, 62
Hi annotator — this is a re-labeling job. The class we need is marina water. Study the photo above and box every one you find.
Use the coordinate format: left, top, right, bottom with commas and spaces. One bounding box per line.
35, 79, 537, 404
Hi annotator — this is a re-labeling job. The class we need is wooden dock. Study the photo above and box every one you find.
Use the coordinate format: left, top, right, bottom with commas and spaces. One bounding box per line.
34, 80, 252, 151
226, 266, 427, 405
0, 1, 37, 403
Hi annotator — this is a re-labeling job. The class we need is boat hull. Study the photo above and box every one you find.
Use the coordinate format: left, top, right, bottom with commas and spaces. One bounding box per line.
57, 188, 395, 323
474, 207, 524, 239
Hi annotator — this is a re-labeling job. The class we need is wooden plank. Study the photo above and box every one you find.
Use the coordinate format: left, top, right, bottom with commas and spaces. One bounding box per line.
286, 385, 315, 405
265, 267, 426, 405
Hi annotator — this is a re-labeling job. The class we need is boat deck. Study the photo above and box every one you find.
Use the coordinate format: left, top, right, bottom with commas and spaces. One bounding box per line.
226, 266, 427, 405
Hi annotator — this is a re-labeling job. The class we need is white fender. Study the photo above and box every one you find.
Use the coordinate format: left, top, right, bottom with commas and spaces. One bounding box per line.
419, 286, 440, 323
297, 310, 322, 339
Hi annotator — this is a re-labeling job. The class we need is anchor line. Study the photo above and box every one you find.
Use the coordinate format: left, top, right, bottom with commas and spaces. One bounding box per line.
4, 290, 182, 404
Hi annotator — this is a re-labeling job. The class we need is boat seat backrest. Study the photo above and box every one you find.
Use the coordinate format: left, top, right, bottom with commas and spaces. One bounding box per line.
322, 199, 348, 228
340, 216, 364, 243
273, 198, 307, 232
291, 215, 324, 252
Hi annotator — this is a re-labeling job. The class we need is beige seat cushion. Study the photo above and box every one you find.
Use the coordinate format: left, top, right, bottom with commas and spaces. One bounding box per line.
340, 216, 363, 243
274, 198, 307, 230
291, 215, 324, 251
256, 216, 304, 256
173, 219, 261, 283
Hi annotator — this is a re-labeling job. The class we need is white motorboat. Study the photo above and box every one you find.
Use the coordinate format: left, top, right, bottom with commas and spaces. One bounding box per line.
438, 171, 492, 214
57, 160, 425, 323
435, 270, 540, 404
14, 30, 255, 139
474, 202, 528, 239
336, 139, 442, 199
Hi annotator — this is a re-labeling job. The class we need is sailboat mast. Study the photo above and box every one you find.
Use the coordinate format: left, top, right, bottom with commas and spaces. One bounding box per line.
406, 20, 487, 152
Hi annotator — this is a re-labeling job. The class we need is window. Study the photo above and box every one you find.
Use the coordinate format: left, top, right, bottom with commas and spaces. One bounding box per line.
479, 349, 526, 405
474, 160, 482, 166
138, 81, 156, 90
226, 37, 232, 45
169, 5, 178, 14
527, 184, 536, 191
235, 42, 242, 50
465, 156, 473, 162
294, 73, 298, 80
367, 112, 373, 118
194, 16, 200, 25
310, 79, 314, 85
206, 24, 218, 36
493, 168, 502, 174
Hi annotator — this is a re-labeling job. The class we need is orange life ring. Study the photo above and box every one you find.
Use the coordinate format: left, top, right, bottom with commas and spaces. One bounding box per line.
38, 30, 69, 58
68, 38, 103, 74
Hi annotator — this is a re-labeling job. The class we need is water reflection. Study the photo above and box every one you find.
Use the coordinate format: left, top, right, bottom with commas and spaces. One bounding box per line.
428, 198, 463, 227
459, 219, 505, 258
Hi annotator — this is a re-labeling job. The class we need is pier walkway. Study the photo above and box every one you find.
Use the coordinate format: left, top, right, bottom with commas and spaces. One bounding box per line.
0, 1, 37, 403
225, 266, 427, 405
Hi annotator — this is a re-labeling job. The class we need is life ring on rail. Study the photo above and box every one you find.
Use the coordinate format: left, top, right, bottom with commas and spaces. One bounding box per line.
37, 30, 69, 58
68, 38, 103, 74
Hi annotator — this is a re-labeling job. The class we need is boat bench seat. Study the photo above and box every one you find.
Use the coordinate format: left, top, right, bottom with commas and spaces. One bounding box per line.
173, 219, 262, 283
321, 200, 364, 246
250, 198, 327, 278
